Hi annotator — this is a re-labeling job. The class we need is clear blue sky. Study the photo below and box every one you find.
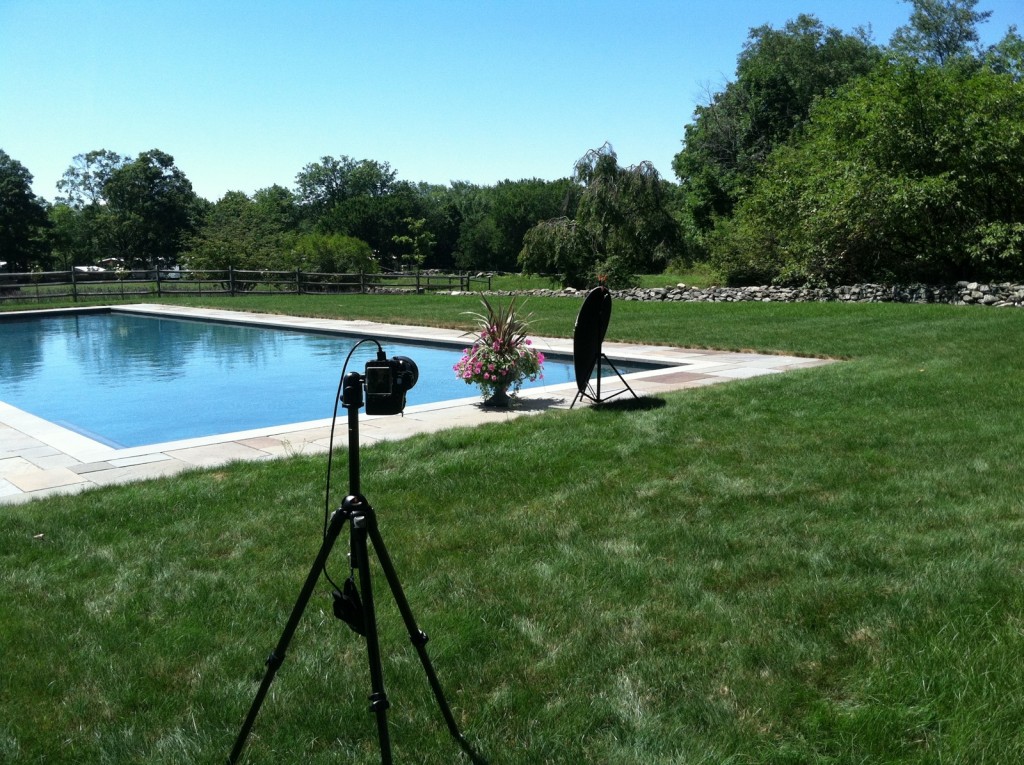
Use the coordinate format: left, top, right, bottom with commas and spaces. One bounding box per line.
2, 0, 1021, 203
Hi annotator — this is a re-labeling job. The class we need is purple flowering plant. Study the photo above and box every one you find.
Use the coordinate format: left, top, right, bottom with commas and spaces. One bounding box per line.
453, 295, 545, 401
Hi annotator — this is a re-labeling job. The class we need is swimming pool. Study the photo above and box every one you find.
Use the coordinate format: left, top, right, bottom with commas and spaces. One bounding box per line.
0, 311, 660, 448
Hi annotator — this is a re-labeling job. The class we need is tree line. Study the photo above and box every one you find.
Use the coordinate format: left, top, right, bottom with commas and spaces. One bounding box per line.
680, 0, 1024, 286
2, 0, 1022, 288
1, 148, 584, 277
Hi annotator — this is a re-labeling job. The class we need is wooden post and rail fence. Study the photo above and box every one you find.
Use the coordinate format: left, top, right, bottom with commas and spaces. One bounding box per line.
0, 268, 493, 304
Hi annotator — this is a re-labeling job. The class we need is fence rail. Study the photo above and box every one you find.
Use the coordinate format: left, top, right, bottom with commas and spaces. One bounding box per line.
0, 268, 491, 304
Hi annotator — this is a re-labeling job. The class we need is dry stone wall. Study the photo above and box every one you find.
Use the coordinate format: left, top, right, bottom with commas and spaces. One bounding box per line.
480, 281, 1024, 307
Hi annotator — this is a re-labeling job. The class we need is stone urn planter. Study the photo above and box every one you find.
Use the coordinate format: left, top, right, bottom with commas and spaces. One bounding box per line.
482, 386, 512, 408
453, 296, 545, 408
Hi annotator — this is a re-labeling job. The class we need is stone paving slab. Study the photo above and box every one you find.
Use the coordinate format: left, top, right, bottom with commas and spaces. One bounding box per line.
6, 465, 91, 493
0, 305, 835, 505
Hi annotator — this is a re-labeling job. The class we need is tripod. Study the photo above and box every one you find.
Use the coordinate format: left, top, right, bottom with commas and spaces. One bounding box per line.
570, 353, 638, 408
228, 372, 487, 764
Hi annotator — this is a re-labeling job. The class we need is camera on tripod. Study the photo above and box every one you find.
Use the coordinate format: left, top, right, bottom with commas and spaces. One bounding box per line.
362, 352, 419, 415
229, 338, 488, 765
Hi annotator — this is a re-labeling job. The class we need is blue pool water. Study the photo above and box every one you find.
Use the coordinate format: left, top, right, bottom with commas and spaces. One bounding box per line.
0, 312, 657, 448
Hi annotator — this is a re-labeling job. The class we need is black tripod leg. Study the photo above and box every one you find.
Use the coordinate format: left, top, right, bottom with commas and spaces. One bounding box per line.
364, 511, 490, 765
349, 506, 394, 765
602, 354, 638, 400
227, 508, 349, 765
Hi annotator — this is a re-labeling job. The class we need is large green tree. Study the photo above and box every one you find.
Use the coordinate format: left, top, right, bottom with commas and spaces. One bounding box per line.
318, 181, 426, 268
50, 150, 129, 267
51, 148, 200, 269
391, 217, 434, 270
295, 155, 431, 266
711, 61, 1024, 285
521, 144, 682, 288
287, 232, 377, 273
414, 182, 465, 270
47, 203, 100, 270
0, 150, 49, 271
673, 15, 880, 235
55, 149, 128, 209
103, 149, 201, 268
252, 184, 302, 233
295, 155, 398, 217
889, 0, 992, 65
185, 189, 296, 271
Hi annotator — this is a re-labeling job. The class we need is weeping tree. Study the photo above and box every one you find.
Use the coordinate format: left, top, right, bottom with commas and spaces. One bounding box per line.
520, 143, 682, 288
520, 217, 590, 287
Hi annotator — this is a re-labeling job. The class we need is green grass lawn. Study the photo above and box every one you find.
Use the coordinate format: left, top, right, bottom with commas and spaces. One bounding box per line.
2, 295, 1023, 764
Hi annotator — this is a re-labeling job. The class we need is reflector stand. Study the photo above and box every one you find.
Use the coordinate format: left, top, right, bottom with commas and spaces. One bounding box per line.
570, 286, 639, 408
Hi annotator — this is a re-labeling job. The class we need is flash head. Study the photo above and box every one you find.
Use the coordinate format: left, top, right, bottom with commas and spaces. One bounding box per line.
363, 353, 418, 415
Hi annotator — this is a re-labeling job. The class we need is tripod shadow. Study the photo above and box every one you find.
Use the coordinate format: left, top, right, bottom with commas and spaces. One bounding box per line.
586, 395, 667, 413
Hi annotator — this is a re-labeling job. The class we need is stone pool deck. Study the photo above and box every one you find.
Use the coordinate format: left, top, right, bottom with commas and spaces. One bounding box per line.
0, 304, 834, 505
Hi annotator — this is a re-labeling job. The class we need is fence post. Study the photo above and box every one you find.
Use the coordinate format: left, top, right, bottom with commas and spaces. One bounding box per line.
296, 267, 302, 294
156, 266, 162, 296
360, 271, 366, 294
71, 268, 78, 302
416, 269, 421, 294
229, 266, 236, 296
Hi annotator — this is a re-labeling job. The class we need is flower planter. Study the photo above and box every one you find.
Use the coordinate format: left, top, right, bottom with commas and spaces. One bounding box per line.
453, 296, 544, 407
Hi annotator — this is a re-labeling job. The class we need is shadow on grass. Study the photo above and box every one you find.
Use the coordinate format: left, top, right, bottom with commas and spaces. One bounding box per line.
588, 395, 667, 413
476, 394, 667, 414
